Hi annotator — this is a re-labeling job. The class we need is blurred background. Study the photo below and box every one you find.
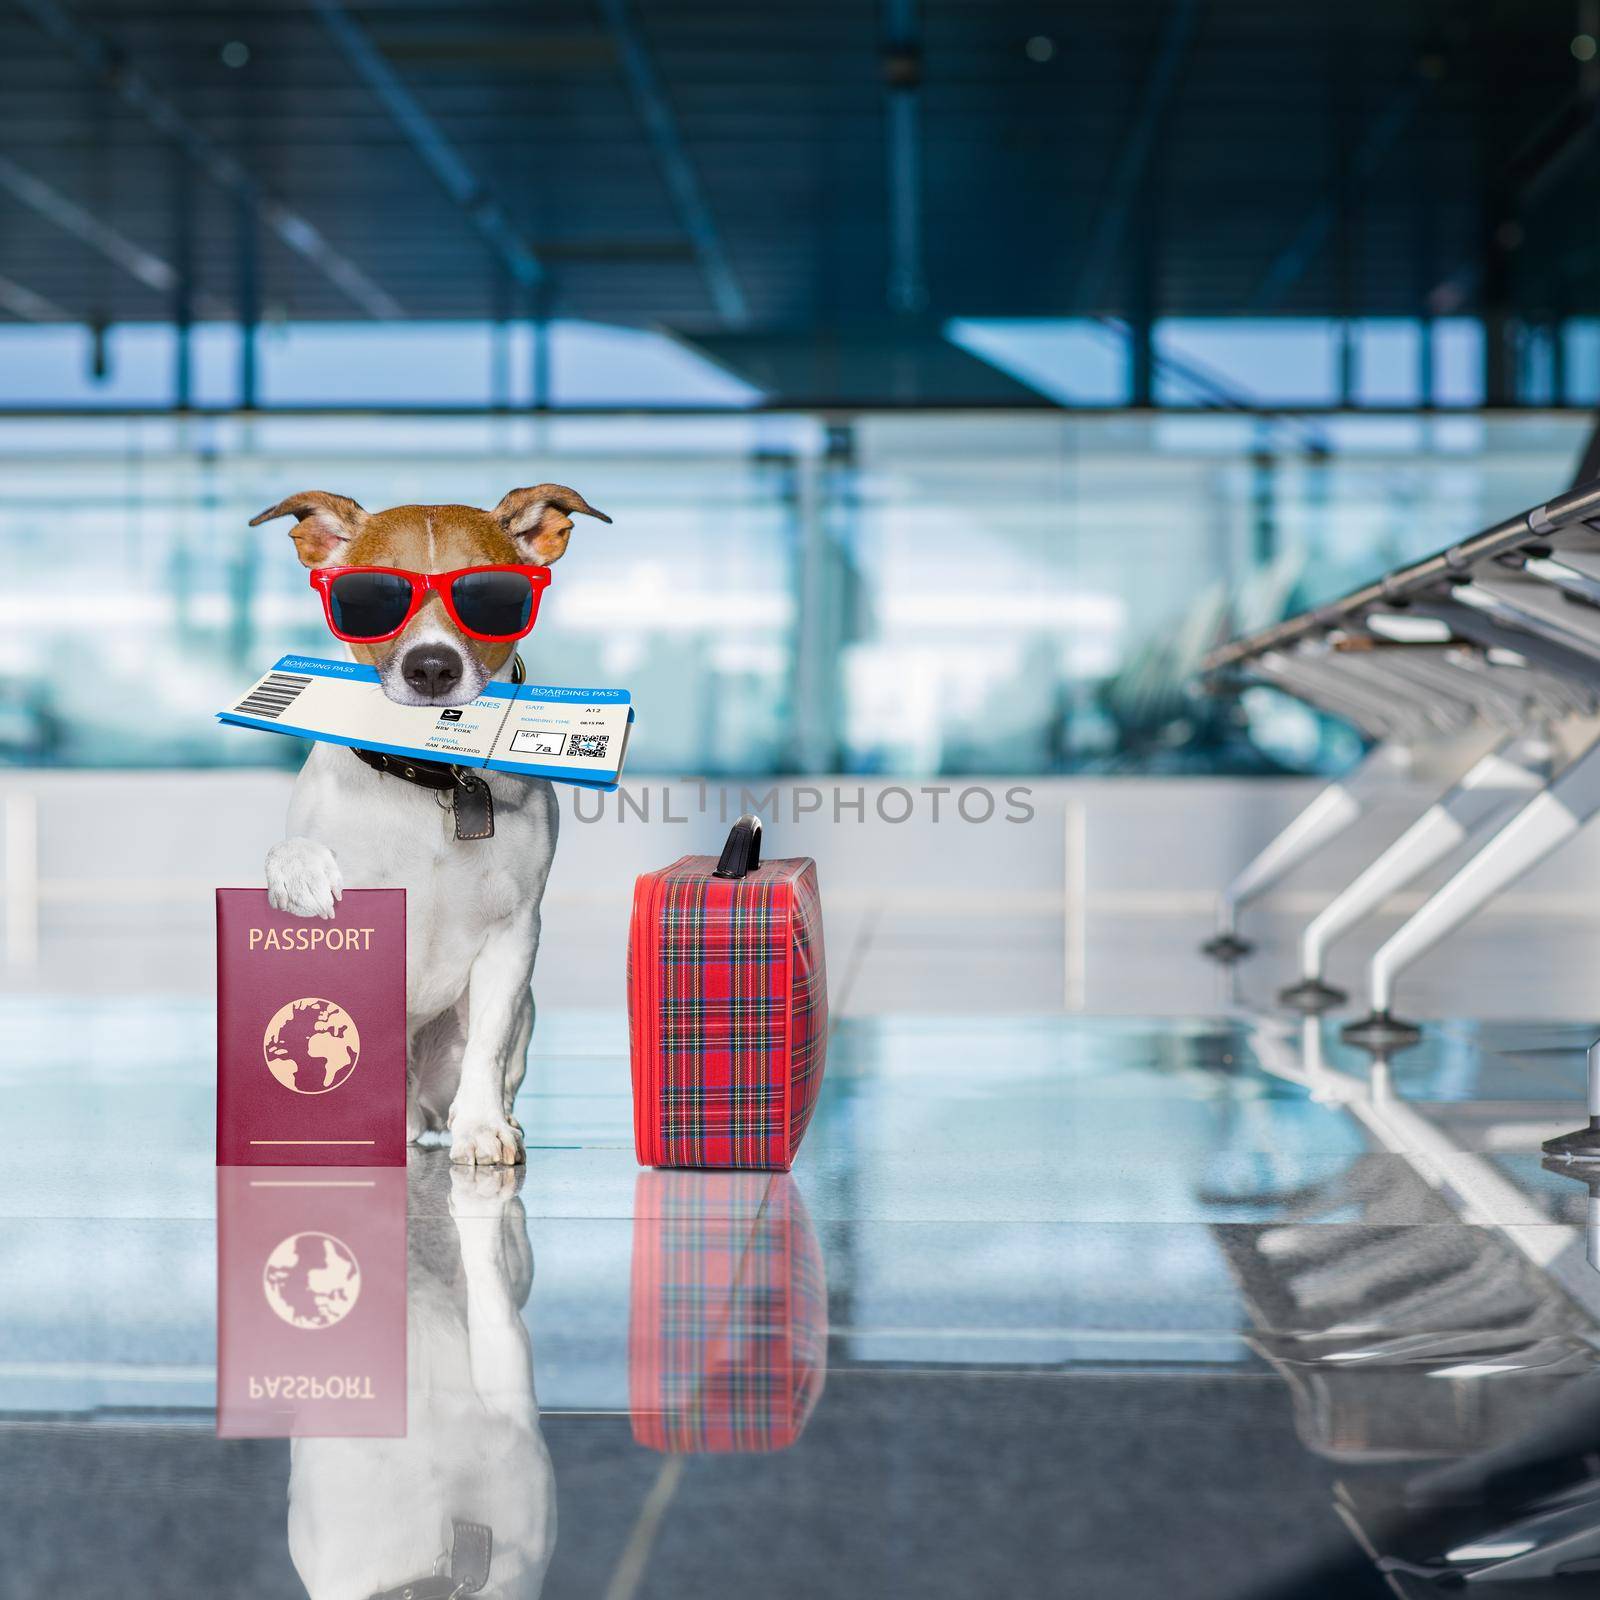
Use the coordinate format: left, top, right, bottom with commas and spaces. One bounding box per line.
8, 1, 1600, 778
7, 0, 1600, 1011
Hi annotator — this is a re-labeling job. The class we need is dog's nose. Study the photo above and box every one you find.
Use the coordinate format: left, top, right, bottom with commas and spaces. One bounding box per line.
401, 644, 464, 699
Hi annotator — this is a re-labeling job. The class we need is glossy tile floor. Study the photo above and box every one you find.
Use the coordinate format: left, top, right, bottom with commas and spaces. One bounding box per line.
7, 995, 1600, 1597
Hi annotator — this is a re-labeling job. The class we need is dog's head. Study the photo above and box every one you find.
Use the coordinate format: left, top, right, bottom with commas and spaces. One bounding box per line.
251, 486, 610, 706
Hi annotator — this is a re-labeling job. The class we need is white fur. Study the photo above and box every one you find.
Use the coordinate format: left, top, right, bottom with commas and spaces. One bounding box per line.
288, 1159, 554, 1599
266, 738, 556, 1165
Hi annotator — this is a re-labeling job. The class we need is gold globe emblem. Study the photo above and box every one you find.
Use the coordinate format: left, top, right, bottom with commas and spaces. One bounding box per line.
262, 1231, 362, 1330
262, 997, 361, 1094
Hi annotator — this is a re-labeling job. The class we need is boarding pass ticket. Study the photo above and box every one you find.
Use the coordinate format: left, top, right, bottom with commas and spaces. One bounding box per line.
218, 654, 632, 790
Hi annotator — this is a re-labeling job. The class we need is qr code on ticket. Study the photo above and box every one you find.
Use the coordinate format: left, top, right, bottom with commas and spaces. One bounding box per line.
568, 734, 610, 760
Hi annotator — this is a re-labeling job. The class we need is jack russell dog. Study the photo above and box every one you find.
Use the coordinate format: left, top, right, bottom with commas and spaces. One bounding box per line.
254, 485, 610, 1166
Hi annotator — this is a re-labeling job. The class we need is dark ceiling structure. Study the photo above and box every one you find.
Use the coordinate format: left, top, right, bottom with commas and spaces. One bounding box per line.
0, 1, 1597, 403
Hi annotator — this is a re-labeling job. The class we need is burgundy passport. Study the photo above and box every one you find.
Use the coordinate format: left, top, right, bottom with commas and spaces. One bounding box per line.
216, 888, 406, 1166
216, 1166, 407, 1437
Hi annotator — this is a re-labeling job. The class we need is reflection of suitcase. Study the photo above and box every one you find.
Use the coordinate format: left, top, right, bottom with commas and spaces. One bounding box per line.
628, 816, 828, 1171
629, 1171, 828, 1453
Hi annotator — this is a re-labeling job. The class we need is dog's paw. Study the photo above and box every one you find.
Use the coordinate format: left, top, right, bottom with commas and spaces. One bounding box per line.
449, 1109, 526, 1167
448, 1162, 522, 1216
265, 837, 343, 920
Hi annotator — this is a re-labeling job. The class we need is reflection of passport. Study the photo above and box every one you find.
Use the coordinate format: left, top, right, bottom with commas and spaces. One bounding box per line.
216, 888, 406, 1166
216, 1166, 407, 1437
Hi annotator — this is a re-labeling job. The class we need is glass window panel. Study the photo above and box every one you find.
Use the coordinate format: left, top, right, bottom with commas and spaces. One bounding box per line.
257, 321, 496, 407
1154, 319, 1341, 406
1433, 318, 1485, 406
0, 325, 176, 407
836, 411, 1590, 774
0, 415, 799, 774
943, 319, 1130, 405
535, 320, 763, 408
250, 319, 762, 410
1353, 319, 1420, 406
1564, 318, 1600, 405
1517, 324, 1557, 405
0, 410, 1591, 776
191, 324, 244, 409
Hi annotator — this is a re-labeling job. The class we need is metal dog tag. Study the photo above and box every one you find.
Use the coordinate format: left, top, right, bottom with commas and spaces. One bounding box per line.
363, 1522, 492, 1600
450, 1520, 493, 1593
452, 776, 494, 841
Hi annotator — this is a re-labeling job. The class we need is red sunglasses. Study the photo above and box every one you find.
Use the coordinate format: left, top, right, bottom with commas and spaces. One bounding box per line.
310, 564, 552, 643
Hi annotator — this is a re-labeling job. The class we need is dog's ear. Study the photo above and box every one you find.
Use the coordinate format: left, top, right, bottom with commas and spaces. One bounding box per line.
249, 491, 369, 568
492, 484, 612, 566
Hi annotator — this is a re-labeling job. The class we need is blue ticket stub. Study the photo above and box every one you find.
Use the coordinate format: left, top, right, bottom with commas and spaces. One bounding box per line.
218, 655, 632, 790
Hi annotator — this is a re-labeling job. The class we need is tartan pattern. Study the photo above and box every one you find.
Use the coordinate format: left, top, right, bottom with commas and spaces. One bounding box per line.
631, 851, 828, 1170
787, 865, 828, 1160
629, 1171, 827, 1453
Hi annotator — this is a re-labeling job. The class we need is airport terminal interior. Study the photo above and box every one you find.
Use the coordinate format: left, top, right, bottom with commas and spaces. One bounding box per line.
15, 2, 1600, 1595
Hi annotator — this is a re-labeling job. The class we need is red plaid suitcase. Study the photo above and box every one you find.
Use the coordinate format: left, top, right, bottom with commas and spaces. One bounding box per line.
628, 1171, 828, 1452
628, 815, 828, 1170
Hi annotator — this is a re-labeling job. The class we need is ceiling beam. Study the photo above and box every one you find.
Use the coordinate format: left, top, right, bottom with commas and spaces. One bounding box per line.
0, 152, 231, 320
13, 0, 404, 320
310, 0, 543, 291
0, 152, 174, 294
1071, 0, 1203, 314
1091, 314, 1330, 454
595, 0, 748, 325
1424, 86, 1600, 322
0, 271, 70, 322
1249, 80, 1424, 312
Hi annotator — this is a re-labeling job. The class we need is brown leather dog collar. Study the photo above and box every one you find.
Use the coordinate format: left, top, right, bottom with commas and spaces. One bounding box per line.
351, 747, 461, 791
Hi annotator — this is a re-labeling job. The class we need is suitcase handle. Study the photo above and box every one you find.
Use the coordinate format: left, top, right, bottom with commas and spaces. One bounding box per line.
712, 814, 762, 879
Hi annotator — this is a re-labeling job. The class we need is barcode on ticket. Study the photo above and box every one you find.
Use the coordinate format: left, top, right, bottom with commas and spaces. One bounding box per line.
233, 672, 312, 721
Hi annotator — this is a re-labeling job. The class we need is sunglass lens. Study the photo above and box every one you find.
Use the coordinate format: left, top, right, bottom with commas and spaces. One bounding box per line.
328, 571, 413, 639
450, 570, 534, 637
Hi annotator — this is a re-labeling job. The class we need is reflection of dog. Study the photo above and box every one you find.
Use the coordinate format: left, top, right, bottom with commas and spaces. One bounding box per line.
287, 1156, 554, 1599
255, 487, 609, 1165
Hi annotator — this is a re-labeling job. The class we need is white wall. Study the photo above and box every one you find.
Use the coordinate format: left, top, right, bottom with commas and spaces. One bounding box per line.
6, 768, 1600, 1017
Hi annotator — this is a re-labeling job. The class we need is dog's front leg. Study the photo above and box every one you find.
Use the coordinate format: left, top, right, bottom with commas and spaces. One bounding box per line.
449, 1167, 538, 1417
449, 911, 538, 1166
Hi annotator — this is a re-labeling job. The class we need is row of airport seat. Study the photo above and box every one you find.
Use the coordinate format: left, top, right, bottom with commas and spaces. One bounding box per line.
1200, 476, 1600, 1156
1201, 479, 1600, 1580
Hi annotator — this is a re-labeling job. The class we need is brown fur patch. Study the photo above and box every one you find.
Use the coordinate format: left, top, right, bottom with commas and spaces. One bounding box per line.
338, 505, 523, 675
492, 484, 612, 566
251, 491, 607, 681
248, 490, 369, 568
